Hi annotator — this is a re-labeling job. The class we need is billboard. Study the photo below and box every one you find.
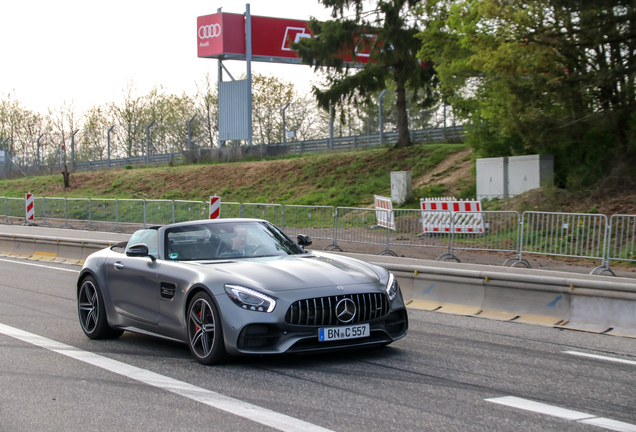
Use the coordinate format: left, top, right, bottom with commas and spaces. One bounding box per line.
197, 13, 315, 63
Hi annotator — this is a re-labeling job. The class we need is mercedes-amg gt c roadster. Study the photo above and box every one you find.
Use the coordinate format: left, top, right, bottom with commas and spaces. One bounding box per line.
77, 219, 408, 364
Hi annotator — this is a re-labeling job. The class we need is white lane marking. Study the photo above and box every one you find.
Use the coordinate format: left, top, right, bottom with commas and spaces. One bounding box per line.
0, 257, 79, 273
485, 396, 593, 420
486, 396, 636, 432
0, 323, 333, 432
563, 351, 636, 366
581, 418, 636, 432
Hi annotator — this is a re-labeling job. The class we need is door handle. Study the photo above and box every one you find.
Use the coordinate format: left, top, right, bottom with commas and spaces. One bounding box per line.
114, 261, 124, 270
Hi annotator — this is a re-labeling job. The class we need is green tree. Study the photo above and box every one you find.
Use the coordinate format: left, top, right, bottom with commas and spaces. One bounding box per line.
419, 0, 636, 188
0, 93, 45, 166
293, 0, 438, 148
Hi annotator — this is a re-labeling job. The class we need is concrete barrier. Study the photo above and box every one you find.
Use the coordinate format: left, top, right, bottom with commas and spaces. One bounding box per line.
336, 252, 636, 337
0, 233, 116, 264
0, 230, 634, 338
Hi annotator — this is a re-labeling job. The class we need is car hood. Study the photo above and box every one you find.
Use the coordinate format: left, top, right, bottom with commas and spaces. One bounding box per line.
189, 253, 382, 292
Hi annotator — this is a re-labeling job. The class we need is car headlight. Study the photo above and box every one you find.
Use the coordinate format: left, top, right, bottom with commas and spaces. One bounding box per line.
386, 273, 400, 301
224, 285, 276, 313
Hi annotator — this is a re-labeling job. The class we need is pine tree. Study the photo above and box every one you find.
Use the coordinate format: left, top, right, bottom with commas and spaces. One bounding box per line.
293, 0, 437, 148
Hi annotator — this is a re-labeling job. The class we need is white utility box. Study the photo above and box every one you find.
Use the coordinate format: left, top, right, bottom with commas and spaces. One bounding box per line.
476, 157, 508, 200
476, 154, 553, 200
390, 171, 412, 204
507, 154, 554, 197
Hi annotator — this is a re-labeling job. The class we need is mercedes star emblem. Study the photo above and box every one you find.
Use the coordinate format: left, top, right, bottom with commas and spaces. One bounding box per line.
335, 298, 357, 323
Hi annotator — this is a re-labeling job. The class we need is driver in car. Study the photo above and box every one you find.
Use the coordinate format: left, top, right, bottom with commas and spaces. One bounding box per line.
230, 227, 255, 255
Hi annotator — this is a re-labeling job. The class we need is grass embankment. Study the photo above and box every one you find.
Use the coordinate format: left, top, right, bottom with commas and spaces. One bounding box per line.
0, 143, 472, 208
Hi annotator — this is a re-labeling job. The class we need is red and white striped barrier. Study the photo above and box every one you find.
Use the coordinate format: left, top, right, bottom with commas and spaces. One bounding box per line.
420, 198, 484, 233
209, 195, 220, 219
25, 193, 34, 222
374, 195, 395, 230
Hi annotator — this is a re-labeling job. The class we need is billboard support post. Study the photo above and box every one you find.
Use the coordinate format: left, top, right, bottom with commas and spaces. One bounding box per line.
246, 3, 253, 147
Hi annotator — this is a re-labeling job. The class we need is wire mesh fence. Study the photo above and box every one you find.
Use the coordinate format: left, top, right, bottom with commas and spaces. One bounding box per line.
220, 202, 242, 218
118, 199, 146, 227
282, 205, 336, 242
145, 200, 174, 225
2, 194, 636, 274
519, 212, 608, 260
389, 209, 453, 257
31, 197, 50, 226
7, 197, 25, 221
450, 211, 521, 260
174, 200, 206, 223
90, 198, 118, 224
242, 203, 283, 226
334, 207, 391, 254
606, 214, 636, 263
66, 198, 91, 228
43, 197, 68, 227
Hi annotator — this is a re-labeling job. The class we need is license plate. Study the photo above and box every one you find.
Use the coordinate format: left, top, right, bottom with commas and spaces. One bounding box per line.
318, 323, 370, 342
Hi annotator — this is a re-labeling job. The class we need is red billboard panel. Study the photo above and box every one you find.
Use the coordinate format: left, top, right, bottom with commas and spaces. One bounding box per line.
197, 13, 313, 62
197, 13, 245, 58
251, 16, 312, 60
197, 12, 378, 65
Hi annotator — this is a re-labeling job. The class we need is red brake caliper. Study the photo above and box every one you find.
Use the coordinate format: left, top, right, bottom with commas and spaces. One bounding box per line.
195, 311, 201, 333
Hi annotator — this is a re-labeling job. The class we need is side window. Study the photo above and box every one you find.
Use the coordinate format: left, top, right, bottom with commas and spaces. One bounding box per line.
126, 229, 158, 257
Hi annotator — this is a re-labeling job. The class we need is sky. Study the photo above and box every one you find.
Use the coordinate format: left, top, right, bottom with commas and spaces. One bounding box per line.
1, 1, 335, 115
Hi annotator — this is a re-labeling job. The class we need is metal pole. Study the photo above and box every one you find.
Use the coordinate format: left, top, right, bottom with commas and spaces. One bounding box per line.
246, 3, 253, 147
107, 125, 115, 169
329, 104, 334, 151
187, 115, 197, 151
379, 90, 387, 146
37, 134, 44, 168
218, 59, 224, 148
2, 138, 9, 179
71, 129, 78, 168
146, 121, 156, 165
282, 102, 290, 144
443, 100, 447, 141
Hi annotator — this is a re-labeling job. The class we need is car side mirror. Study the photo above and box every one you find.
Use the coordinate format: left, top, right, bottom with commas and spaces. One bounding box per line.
126, 243, 154, 260
297, 234, 312, 247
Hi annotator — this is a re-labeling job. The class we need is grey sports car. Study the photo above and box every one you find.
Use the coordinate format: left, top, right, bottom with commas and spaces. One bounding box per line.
77, 219, 408, 364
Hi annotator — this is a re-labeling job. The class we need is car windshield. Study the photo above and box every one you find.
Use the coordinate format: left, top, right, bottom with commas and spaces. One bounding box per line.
165, 221, 305, 261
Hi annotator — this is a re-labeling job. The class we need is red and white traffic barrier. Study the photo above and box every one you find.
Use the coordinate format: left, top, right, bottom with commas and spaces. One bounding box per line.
25, 192, 34, 222
374, 195, 395, 230
209, 195, 220, 219
420, 198, 484, 233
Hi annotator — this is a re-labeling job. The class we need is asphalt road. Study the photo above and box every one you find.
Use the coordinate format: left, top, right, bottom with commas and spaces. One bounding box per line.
0, 256, 635, 432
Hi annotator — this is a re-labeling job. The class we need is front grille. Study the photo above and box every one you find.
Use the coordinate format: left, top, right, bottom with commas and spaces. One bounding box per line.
285, 293, 390, 326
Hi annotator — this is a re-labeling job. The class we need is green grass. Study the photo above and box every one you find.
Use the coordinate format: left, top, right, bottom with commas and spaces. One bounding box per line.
0, 143, 471, 208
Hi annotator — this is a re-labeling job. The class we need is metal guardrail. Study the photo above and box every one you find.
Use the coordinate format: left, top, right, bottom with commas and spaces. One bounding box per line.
1, 195, 633, 275
6, 126, 463, 177
285, 126, 464, 154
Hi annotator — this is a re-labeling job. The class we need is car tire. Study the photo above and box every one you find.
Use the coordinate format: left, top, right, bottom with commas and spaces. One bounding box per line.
78, 276, 122, 339
187, 292, 229, 365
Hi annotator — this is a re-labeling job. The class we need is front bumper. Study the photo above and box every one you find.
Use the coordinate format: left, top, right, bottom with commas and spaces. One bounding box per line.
225, 307, 408, 356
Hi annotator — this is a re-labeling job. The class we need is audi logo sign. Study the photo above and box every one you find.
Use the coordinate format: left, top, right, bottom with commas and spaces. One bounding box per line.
198, 23, 221, 39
